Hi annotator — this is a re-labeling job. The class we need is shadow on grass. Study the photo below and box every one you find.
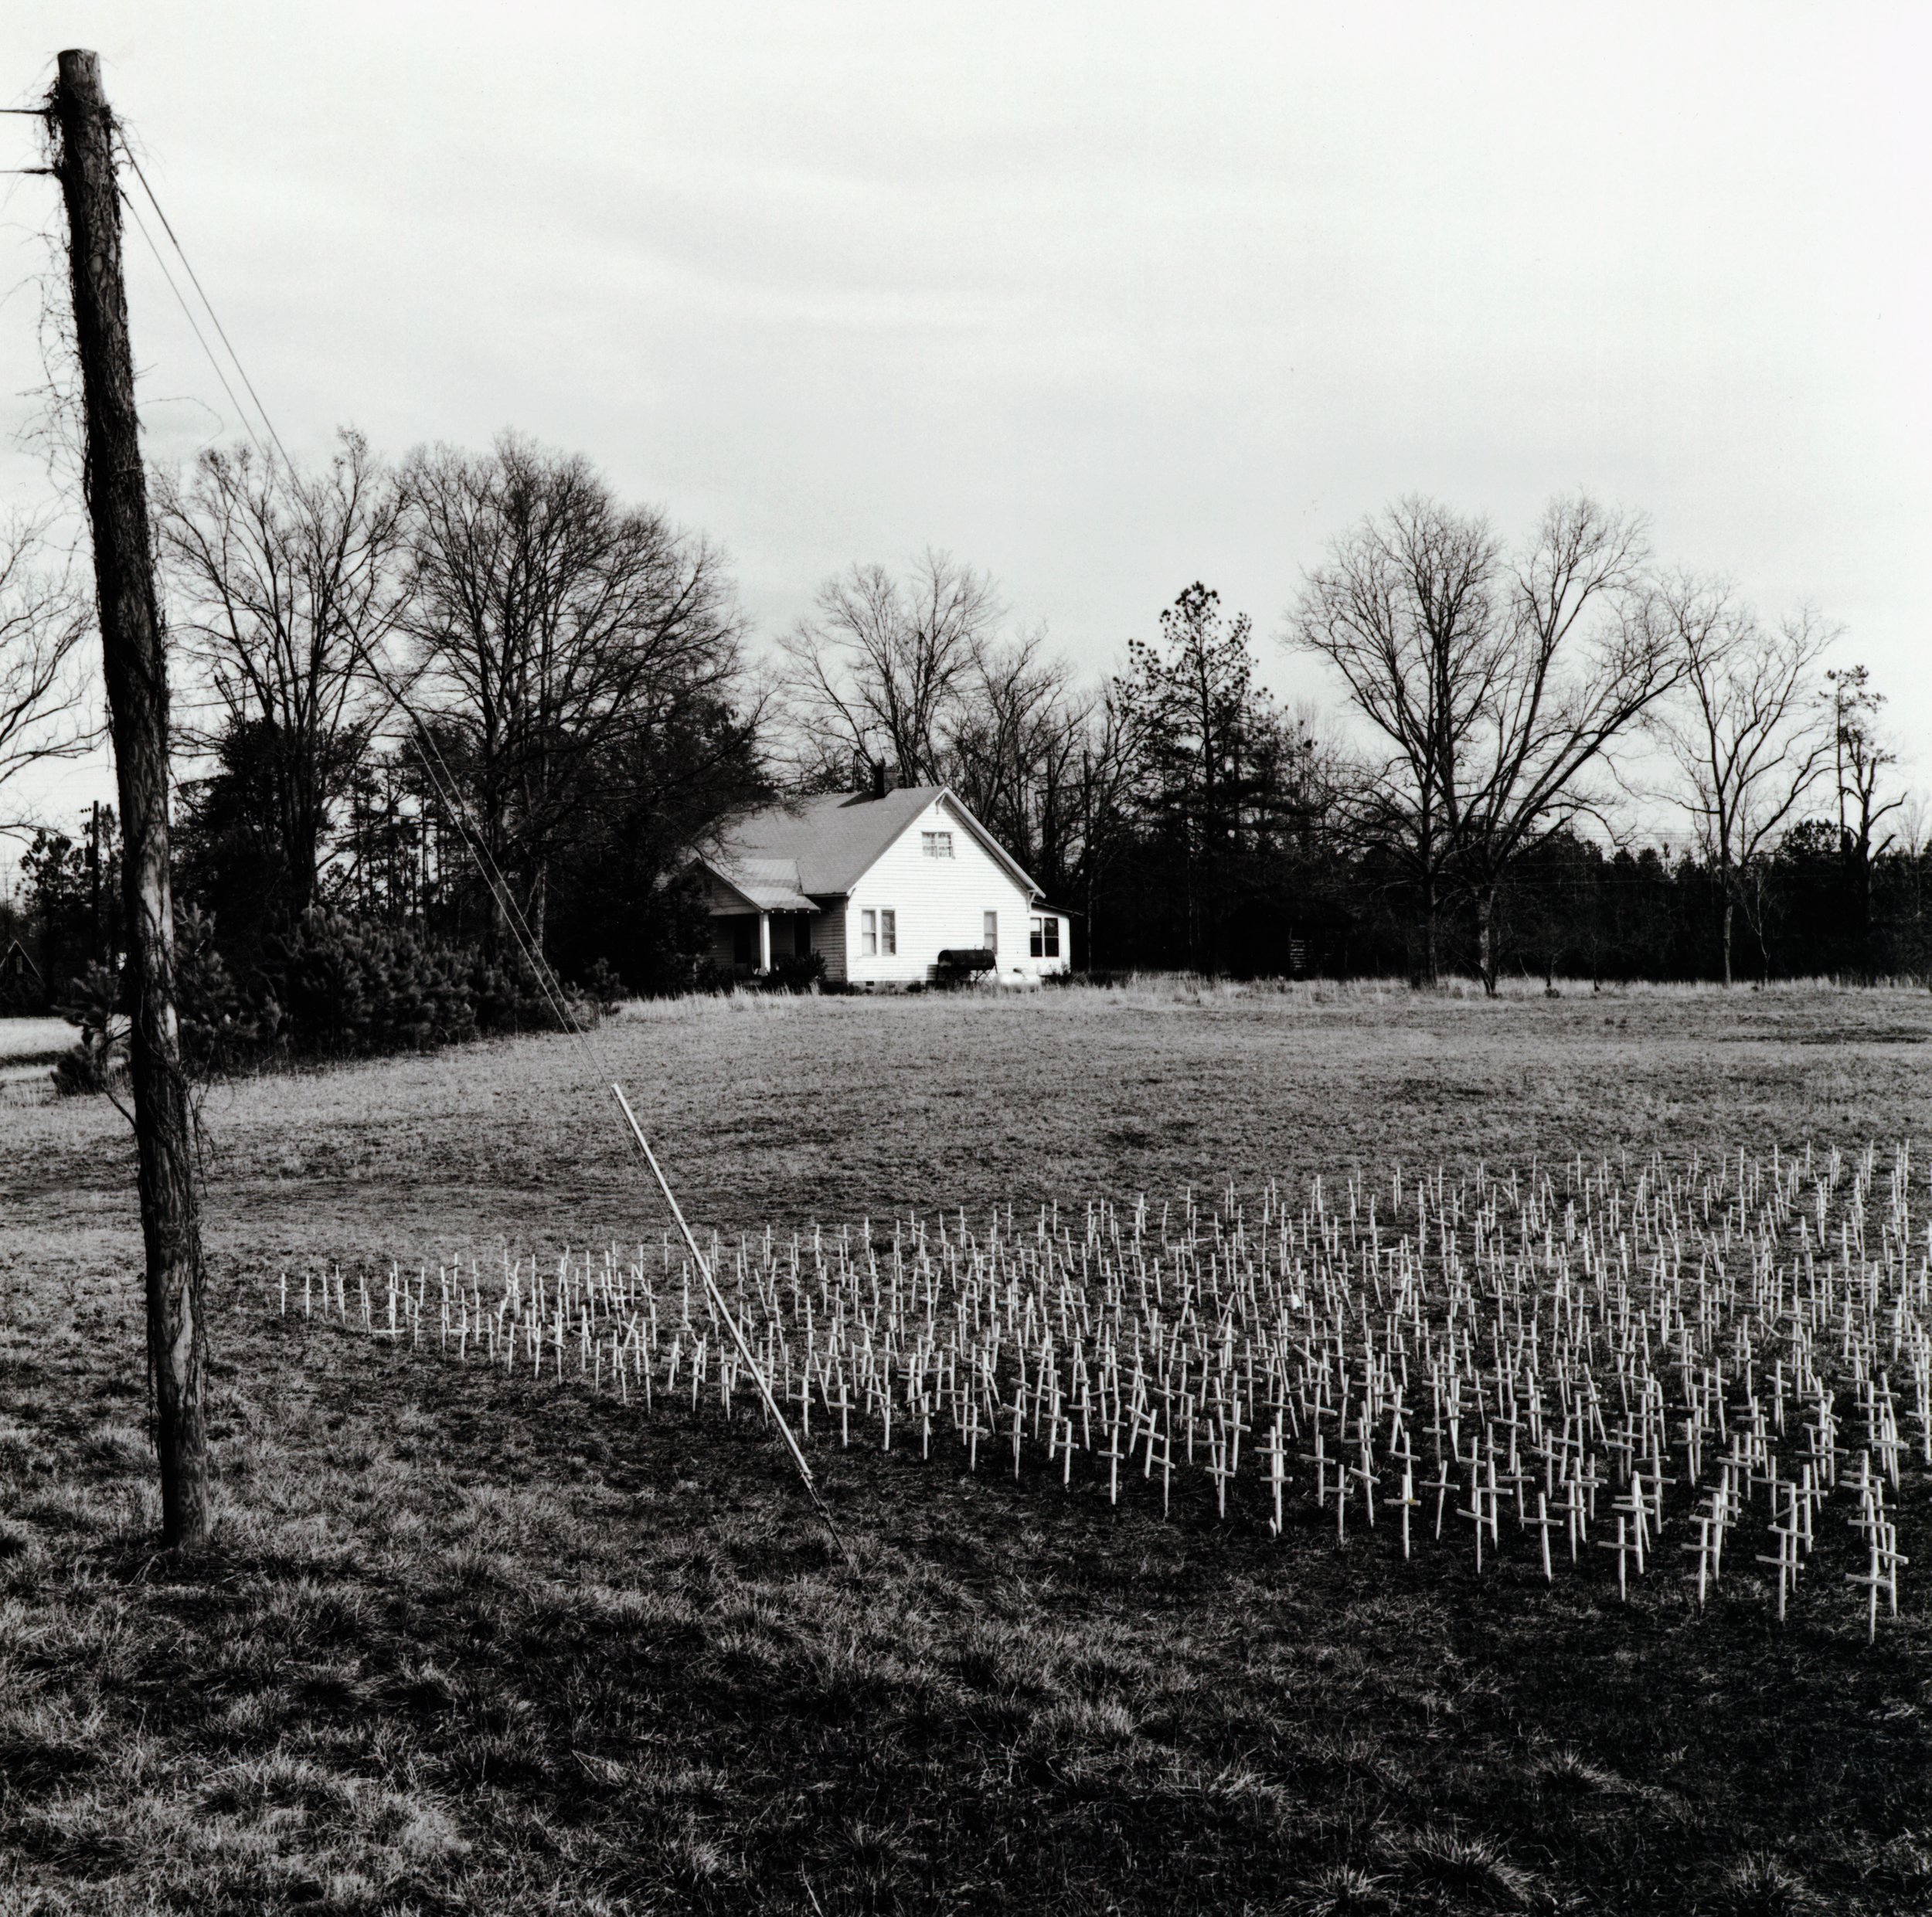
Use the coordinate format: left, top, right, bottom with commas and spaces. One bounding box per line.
0, 1184, 1927, 1917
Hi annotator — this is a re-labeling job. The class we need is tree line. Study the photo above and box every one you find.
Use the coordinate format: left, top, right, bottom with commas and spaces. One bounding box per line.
0, 432, 1922, 1048
777, 492, 1918, 990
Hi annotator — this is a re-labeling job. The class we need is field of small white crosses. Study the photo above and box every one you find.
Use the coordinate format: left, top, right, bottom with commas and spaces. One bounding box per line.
310, 1138, 1923, 1639
9, 980, 1932, 1915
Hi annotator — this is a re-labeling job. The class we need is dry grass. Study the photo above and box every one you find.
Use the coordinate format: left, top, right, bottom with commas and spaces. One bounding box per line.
0, 1017, 73, 1103
0, 1018, 70, 1061
4, 985, 1932, 1912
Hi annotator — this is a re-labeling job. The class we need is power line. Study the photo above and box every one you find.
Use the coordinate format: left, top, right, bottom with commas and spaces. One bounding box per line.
118, 186, 264, 462
93, 125, 858, 1570
117, 142, 295, 473
383, 673, 855, 1568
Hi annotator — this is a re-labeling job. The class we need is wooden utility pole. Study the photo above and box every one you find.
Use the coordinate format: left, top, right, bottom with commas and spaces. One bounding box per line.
50, 49, 209, 1547
88, 798, 103, 961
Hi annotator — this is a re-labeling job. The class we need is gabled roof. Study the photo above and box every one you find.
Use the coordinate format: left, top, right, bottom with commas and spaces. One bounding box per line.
701, 786, 1040, 901
704, 856, 818, 913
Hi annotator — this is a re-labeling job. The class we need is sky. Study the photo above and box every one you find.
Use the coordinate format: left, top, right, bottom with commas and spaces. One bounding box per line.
2, 1, 1927, 848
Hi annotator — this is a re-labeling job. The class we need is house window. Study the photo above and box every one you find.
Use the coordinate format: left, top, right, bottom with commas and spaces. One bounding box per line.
880, 909, 897, 956
1030, 915, 1060, 959
983, 911, 998, 953
862, 909, 877, 957
922, 831, 954, 858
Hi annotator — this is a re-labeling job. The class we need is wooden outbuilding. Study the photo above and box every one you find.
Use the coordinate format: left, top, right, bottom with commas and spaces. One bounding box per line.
0, 940, 46, 1015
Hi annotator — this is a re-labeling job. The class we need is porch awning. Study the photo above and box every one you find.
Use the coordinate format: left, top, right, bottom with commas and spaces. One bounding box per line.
704, 856, 818, 914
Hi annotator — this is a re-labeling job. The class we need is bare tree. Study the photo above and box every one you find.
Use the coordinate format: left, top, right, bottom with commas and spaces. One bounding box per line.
403, 433, 744, 951
945, 626, 1090, 895
1649, 576, 1834, 984
0, 512, 94, 831
1823, 663, 1901, 977
157, 432, 408, 916
1292, 493, 1658, 990
1291, 499, 1497, 981
1894, 790, 1931, 860
1278, 696, 1360, 845
1069, 686, 1147, 959
1454, 495, 1665, 991
778, 550, 998, 786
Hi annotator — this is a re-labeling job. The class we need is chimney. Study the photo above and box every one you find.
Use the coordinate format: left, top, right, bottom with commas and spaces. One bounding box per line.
872, 756, 888, 800
852, 747, 871, 794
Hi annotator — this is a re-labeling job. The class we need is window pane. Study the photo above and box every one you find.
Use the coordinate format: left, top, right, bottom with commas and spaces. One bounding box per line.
983, 911, 998, 952
881, 909, 896, 956
862, 909, 876, 957
1044, 917, 1060, 957
1029, 916, 1043, 958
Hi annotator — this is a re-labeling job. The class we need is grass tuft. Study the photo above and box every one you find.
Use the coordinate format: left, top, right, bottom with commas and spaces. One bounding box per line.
1706, 1854, 1825, 1916
5, 987, 1932, 1910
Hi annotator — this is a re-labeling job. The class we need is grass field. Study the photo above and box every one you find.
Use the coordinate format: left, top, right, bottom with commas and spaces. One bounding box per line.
0, 1018, 73, 1097
4, 981, 1932, 1914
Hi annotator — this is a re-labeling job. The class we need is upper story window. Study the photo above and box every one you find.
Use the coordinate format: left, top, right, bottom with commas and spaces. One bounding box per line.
921, 831, 954, 859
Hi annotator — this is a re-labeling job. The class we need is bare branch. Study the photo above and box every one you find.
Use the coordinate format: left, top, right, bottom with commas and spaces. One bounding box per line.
400, 433, 747, 950
1289, 492, 1658, 986
776, 550, 999, 786
155, 431, 410, 914
0, 511, 97, 833
1645, 576, 1835, 979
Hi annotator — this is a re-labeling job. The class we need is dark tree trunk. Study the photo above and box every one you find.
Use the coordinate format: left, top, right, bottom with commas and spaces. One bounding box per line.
1847, 831, 1874, 981
53, 47, 209, 1548
1477, 885, 1500, 998
1417, 868, 1440, 987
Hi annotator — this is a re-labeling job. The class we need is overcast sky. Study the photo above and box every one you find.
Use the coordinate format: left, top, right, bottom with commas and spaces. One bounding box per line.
2, 2, 1927, 840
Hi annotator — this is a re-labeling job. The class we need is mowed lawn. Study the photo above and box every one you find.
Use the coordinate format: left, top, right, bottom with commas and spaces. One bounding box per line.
4, 981, 1932, 1915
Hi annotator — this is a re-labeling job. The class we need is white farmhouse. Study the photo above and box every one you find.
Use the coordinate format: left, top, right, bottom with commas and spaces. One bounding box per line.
693, 777, 1070, 985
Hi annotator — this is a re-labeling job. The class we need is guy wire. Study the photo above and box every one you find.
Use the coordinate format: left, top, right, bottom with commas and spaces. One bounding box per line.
108, 129, 858, 1572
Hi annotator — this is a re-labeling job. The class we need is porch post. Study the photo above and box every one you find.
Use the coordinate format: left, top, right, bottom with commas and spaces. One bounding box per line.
758, 911, 772, 974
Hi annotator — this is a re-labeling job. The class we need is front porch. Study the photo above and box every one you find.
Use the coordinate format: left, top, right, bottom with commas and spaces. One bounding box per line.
709, 907, 818, 977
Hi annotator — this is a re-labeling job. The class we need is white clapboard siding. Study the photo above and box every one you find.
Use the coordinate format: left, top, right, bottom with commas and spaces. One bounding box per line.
844, 794, 1040, 984
808, 899, 849, 982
